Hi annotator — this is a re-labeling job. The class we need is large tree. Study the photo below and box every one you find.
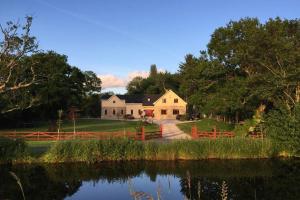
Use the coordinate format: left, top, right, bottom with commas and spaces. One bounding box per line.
208, 17, 300, 112
0, 16, 39, 113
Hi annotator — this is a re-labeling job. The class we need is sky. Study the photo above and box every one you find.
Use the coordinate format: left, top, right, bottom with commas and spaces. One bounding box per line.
1, 0, 299, 93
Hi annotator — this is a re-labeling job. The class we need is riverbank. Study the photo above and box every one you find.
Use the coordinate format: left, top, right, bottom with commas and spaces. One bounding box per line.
0, 137, 295, 164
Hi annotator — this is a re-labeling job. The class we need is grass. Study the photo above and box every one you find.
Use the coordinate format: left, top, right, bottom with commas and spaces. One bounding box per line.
27, 141, 56, 157
0, 137, 296, 164
0, 119, 159, 133
177, 119, 235, 134
42, 138, 286, 163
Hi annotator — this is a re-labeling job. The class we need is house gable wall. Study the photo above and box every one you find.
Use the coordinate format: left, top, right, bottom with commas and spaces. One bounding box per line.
153, 90, 187, 120
101, 95, 126, 119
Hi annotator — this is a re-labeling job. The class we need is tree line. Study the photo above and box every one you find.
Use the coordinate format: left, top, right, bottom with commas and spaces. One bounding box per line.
0, 16, 102, 127
127, 17, 300, 146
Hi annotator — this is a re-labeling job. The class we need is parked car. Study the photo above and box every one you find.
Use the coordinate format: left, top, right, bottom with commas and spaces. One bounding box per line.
176, 114, 187, 121
124, 114, 135, 120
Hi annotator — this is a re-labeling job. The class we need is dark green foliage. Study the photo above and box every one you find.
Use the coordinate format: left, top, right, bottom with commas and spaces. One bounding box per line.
126, 65, 180, 95
0, 51, 102, 127
81, 94, 101, 117
179, 17, 300, 123
264, 104, 300, 153
149, 64, 158, 78
0, 137, 28, 162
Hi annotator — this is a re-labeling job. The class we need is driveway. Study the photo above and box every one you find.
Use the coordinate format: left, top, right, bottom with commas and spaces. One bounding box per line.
153, 119, 191, 140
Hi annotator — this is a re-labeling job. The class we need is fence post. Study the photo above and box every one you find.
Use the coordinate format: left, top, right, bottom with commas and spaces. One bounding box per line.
141, 126, 145, 141
38, 132, 40, 141
160, 125, 163, 138
213, 126, 217, 139
192, 125, 197, 139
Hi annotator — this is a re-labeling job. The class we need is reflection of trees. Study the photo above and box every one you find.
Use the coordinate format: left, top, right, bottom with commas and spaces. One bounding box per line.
179, 159, 300, 200
0, 165, 81, 200
0, 159, 299, 199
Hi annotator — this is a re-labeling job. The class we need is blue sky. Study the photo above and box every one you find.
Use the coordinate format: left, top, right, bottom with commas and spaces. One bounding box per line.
1, 0, 299, 93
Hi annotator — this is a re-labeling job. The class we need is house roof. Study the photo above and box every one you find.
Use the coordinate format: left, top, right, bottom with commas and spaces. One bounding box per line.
101, 94, 161, 106
142, 94, 161, 106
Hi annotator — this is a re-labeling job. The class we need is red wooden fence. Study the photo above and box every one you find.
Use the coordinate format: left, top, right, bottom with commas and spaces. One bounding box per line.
0, 125, 163, 141
191, 126, 235, 139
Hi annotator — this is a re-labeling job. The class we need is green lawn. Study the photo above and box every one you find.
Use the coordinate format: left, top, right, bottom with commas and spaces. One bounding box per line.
0, 119, 158, 132
27, 141, 56, 157
177, 118, 235, 134
4, 119, 158, 157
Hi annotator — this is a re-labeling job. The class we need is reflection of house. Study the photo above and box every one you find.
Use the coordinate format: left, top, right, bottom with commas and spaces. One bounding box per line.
101, 89, 187, 120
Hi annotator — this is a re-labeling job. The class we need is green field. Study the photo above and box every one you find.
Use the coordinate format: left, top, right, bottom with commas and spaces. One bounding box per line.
0, 119, 158, 132
177, 119, 235, 134
0, 119, 159, 157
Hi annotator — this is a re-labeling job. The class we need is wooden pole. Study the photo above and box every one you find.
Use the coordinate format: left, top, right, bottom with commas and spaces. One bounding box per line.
213, 126, 217, 139
141, 126, 145, 141
160, 125, 163, 138
192, 125, 197, 139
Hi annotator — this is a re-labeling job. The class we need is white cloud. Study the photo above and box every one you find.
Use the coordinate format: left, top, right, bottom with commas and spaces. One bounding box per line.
127, 70, 149, 80
99, 69, 167, 90
98, 74, 127, 89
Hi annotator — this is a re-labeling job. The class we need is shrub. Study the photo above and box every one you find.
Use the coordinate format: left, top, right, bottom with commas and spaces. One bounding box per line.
0, 137, 28, 162
264, 104, 300, 154
233, 119, 256, 137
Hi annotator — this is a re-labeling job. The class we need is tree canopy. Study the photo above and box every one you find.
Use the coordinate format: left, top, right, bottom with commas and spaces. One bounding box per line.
0, 17, 102, 126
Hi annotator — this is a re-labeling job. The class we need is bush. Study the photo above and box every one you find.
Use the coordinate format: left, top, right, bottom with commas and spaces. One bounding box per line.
0, 137, 28, 162
264, 104, 300, 154
233, 119, 256, 137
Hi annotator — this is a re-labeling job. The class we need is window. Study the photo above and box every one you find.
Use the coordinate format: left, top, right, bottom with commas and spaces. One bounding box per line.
162, 98, 166, 103
113, 109, 116, 115
174, 98, 178, 103
131, 109, 133, 115
104, 110, 107, 115
113, 100, 116, 103
173, 109, 179, 115
121, 110, 123, 115
138, 109, 142, 115
161, 110, 167, 115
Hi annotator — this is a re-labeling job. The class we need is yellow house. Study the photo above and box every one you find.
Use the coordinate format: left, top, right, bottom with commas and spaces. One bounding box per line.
101, 89, 187, 120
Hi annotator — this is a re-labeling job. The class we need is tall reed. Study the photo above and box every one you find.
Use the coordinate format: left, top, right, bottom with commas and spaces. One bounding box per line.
43, 138, 280, 163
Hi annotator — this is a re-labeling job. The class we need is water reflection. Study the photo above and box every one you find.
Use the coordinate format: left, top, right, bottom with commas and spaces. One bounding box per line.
0, 159, 299, 199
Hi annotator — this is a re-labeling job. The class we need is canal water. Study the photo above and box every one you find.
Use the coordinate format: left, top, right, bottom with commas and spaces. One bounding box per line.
0, 159, 299, 200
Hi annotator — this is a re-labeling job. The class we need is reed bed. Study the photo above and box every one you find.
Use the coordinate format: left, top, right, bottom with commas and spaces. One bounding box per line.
43, 138, 283, 163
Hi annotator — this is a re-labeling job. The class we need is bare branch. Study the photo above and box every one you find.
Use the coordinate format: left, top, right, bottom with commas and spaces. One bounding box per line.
0, 16, 38, 94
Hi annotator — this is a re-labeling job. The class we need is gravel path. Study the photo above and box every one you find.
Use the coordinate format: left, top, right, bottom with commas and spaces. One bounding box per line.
153, 119, 191, 140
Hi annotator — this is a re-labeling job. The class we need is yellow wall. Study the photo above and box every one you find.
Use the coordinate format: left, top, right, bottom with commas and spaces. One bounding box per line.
153, 90, 187, 120
126, 103, 144, 118
101, 95, 126, 119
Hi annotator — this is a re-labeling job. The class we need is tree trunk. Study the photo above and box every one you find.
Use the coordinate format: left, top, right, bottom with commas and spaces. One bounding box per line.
296, 83, 300, 103
235, 111, 239, 124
